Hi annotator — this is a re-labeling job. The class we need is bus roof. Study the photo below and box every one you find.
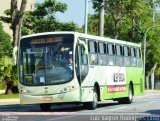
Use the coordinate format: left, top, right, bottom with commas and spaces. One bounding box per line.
21, 31, 141, 47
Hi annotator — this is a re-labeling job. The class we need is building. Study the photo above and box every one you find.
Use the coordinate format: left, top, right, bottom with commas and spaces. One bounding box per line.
0, 0, 35, 37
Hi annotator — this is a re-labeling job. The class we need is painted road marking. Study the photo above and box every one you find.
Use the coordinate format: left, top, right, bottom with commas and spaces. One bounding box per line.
79, 106, 128, 115
145, 100, 157, 104
0, 112, 76, 116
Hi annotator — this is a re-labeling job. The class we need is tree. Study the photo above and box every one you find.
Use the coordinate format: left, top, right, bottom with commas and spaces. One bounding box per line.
125, 0, 150, 42
0, 23, 12, 57
0, 0, 28, 64
0, 22, 18, 94
0, 0, 27, 92
11, 0, 27, 47
92, 0, 152, 42
87, 14, 99, 35
0, 56, 18, 94
106, 0, 128, 39
93, 0, 105, 36
22, 0, 78, 35
145, 28, 160, 89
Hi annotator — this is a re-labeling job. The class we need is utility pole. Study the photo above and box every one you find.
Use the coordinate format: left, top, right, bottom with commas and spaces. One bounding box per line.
98, 0, 105, 37
84, 0, 88, 34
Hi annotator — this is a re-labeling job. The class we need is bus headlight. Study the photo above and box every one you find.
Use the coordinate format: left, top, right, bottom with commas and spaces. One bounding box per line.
20, 89, 30, 94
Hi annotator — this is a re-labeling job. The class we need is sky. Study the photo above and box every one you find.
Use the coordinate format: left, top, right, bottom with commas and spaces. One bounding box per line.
36, 0, 94, 27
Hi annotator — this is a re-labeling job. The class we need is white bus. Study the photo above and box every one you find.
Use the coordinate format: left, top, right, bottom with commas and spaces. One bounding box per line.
18, 32, 144, 111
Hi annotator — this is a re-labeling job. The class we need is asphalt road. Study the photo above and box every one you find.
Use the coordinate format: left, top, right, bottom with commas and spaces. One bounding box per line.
0, 91, 160, 121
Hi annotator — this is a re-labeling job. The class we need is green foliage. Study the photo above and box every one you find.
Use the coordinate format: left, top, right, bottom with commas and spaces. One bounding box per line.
146, 28, 160, 74
0, 56, 18, 87
22, 0, 78, 35
61, 22, 78, 31
155, 67, 160, 75
92, 0, 102, 12
0, 9, 11, 24
0, 84, 5, 90
34, 0, 67, 18
0, 23, 18, 91
92, 0, 153, 42
0, 23, 12, 57
0, 94, 19, 99
87, 14, 99, 35
0, 56, 12, 82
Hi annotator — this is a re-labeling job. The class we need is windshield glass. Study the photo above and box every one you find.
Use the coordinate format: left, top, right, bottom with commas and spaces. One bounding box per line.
19, 34, 74, 86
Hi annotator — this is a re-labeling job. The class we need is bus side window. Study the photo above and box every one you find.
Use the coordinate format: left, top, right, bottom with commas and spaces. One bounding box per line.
88, 40, 98, 65
98, 42, 107, 65
131, 47, 136, 67
80, 45, 88, 65
115, 45, 123, 66
107, 43, 115, 66
137, 48, 142, 67
124, 46, 131, 67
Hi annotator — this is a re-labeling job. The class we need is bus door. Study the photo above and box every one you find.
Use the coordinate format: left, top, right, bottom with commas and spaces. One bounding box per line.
75, 39, 89, 85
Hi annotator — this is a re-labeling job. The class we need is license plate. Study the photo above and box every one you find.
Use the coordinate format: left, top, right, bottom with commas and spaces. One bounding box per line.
42, 96, 52, 102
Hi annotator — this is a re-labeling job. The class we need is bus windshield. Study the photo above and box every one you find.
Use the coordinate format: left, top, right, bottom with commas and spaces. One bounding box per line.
19, 34, 74, 86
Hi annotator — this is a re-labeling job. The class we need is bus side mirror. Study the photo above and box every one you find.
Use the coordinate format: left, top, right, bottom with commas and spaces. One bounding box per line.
78, 39, 88, 55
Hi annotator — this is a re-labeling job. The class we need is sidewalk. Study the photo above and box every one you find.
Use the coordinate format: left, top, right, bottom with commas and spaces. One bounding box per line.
0, 99, 20, 105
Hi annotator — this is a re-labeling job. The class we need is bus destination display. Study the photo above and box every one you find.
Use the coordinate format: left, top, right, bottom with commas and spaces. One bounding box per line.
30, 37, 62, 45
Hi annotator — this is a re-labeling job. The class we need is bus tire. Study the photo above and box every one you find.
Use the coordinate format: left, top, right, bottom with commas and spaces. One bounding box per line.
127, 84, 133, 104
118, 84, 133, 104
84, 87, 98, 110
40, 103, 51, 111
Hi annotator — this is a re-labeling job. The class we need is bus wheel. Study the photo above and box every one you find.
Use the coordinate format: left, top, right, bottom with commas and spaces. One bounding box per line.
40, 103, 51, 111
127, 84, 133, 104
118, 84, 133, 104
84, 87, 98, 110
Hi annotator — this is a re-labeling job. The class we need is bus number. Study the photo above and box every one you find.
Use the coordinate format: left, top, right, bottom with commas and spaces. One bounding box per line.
114, 73, 125, 82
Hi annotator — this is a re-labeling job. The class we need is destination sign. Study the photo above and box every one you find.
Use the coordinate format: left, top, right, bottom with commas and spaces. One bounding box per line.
30, 37, 62, 44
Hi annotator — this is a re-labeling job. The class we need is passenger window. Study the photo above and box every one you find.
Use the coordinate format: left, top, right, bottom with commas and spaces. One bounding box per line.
120, 46, 123, 56
136, 48, 142, 67
131, 47, 136, 57
131, 47, 136, 66
124, 46, 128, 56
128, 47, 131, 56
99, 42, 105, 54
108, 43, 115, 55
116, 45, 121, 56
116, 45, 123, 66
98, 42, 107, 65
124, 46, 131, 66
136, 48, 141, 58
88, 41, 97, 53
88, 40, 98, 65
107, 43, 115, 66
